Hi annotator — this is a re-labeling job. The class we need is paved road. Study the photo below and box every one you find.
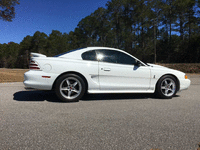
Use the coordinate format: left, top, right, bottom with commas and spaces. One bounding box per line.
0, 75, 200, 150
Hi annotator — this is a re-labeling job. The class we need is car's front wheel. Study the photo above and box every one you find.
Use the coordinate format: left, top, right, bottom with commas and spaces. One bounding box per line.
55, 74, 86, 102
156, 75, 178, 99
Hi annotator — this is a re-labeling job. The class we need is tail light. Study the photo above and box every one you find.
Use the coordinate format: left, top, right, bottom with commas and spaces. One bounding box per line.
29, 60, 40, 70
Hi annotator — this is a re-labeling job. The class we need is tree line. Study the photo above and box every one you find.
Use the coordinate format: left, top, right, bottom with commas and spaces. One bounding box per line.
0, 0, 200, 68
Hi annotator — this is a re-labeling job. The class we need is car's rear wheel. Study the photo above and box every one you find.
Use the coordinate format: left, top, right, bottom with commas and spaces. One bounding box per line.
156, 75, 177, 99
55, 74, 86, 102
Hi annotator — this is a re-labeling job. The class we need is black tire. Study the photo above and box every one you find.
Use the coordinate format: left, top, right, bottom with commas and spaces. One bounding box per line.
55, 74, 86, 102
155, 75, 178, 99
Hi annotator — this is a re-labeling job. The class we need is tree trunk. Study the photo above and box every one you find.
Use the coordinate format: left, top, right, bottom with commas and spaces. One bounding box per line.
180, 13, 184, 41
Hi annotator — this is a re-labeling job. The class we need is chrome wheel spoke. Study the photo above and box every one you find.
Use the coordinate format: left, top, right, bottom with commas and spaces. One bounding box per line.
61, 87, 69, 91
161, 78, 176, 97
168, 89, 173, 93
60, 77, 82, 100
68, 90, 72, 97
169, 82, 173, 87
66, 79, 70, 86
161, 86, 166, 89
73, 89, 80, 94
165, 89, 169, 95
73, 82, 78, 87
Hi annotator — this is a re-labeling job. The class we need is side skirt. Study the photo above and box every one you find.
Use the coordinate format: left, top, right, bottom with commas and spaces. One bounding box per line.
87, 90, 155, 94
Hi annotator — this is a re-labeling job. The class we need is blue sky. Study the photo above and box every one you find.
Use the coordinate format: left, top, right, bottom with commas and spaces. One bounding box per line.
0, 0, 109, 44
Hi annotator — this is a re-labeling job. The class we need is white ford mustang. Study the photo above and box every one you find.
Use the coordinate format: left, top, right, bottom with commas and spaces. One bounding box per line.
24, 47, 190, 102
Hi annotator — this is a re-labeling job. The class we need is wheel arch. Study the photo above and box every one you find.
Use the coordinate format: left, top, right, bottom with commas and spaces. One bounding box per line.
52, 71, 88, 91
156, 74, 180, 92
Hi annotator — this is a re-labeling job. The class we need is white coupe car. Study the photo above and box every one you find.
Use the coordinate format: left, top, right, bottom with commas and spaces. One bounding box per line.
24, 47, 190, 102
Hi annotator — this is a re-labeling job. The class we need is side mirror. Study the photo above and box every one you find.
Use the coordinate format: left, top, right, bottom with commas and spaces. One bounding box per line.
133, 61, 141, 70
135, 60, 142, 67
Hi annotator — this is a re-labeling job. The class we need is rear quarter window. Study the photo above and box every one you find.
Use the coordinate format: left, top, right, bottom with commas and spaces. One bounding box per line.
81, 50, 97, 61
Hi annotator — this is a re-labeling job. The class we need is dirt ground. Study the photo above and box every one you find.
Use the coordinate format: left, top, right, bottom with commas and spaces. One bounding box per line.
0, 68, 29, 83
0, 68, 199, 83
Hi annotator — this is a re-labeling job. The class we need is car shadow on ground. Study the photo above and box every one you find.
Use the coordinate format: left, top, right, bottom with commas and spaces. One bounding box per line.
13, 90, 60, 102
13, 90, 170, 103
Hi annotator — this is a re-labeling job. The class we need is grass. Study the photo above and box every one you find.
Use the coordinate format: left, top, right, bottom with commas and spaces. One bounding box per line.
0, 68, 29, 83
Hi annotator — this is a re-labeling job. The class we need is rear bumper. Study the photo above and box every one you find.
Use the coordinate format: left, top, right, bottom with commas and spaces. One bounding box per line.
24, 70, 58, 90
179, 79, 191, 91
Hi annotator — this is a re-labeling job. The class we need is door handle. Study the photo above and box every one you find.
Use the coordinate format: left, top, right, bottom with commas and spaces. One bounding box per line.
104, 68, 111, 71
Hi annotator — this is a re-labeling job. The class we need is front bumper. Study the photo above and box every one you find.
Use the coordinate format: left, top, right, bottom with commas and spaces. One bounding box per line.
24, 70, 58, 90
179, 79, 191, 91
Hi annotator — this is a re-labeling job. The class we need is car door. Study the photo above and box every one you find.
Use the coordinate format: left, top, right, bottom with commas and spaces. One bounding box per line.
81, 50, 99, 91
97, 49, 151, 91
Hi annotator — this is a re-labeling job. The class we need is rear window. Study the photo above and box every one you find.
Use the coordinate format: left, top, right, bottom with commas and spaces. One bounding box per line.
54, 48, 84, 57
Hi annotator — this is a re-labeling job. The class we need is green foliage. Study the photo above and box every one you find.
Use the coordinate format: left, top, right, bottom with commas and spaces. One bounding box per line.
46, 30, 68, 56
0, 42, 20, 68
0, 0, 20, 21
0, 0, 200, 68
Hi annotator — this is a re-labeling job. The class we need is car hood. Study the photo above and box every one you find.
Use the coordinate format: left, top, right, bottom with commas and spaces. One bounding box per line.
147, 63, 185, 75
147, 63, 168, 69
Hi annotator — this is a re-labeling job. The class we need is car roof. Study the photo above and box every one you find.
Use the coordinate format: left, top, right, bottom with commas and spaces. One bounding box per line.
57, 47, 124, 59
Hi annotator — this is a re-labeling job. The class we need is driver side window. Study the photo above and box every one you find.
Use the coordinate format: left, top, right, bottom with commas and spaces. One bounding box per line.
96, 50, 137, 65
